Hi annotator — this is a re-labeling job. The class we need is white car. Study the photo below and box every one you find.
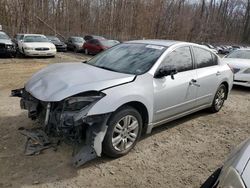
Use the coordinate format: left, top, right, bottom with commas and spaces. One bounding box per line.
18, 34, 56, 57
223, 49, 250, 87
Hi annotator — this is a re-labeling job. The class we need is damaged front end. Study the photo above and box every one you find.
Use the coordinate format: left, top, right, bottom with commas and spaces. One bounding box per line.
11, 88, 110, 167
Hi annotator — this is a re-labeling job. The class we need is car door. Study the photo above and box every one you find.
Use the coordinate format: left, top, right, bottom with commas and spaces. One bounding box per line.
153, 46, 198, 122
192, 46, 220, 107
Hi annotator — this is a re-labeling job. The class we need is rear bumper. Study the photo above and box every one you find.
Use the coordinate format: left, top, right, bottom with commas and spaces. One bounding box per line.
234, 80, 250, 87
55, 46, 67, 52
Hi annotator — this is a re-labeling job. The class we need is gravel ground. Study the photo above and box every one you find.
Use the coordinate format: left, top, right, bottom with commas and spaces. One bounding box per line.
0, 53, 249, 188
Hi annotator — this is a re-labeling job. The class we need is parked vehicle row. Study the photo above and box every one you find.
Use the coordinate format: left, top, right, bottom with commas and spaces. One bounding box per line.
0, 31, 119, 58
201, 42, 250, 55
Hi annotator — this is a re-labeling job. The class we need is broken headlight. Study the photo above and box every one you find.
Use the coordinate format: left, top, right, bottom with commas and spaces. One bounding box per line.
64, 92, 105, 112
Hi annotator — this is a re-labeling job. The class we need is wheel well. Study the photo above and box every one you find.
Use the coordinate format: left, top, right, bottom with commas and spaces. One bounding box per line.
119, 101, 149, 129
221, 81, 229, 99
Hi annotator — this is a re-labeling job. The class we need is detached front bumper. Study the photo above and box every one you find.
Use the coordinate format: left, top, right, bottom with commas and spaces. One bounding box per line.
11, 88, 111, 167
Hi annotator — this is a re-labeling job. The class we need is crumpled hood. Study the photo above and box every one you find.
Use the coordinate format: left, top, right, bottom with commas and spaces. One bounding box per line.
0, 39, 13, 45
222, 58, 250, 68
23, 42, 55, 48
25, 63, 135, 101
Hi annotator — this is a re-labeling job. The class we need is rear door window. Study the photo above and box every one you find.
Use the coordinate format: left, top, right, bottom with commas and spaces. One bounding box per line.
193, 47, 218, 68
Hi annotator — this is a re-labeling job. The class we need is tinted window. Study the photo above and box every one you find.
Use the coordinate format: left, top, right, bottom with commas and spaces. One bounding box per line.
193, 47, 217, 68
161, 46, 193, 72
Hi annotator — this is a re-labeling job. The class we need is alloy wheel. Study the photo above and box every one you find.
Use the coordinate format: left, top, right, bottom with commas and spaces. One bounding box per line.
112, 115, 139, 152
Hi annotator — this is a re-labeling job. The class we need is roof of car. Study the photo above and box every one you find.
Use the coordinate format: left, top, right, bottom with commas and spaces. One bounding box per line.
126, 40, 184, 47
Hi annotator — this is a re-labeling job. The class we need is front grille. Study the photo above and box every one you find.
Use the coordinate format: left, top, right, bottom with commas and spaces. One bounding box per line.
0, 43, 5, 49
233, 68, 241, 74
35, 47, 49, 51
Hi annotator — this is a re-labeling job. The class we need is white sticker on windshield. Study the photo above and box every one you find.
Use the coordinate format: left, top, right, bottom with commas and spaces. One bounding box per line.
146, 45, 164, 50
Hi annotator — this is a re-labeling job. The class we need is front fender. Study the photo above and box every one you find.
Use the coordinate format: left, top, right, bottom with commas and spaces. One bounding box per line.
87, 75, 154, 123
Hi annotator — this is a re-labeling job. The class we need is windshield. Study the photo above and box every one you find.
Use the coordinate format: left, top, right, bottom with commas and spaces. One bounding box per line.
72, 37, 84, 43
0, 33, 10, 39
100, 40, 120, 47
86, 43, 166, 75
226, 50, 250, 59
47, 36, 60, 42
24, 35, 49, 42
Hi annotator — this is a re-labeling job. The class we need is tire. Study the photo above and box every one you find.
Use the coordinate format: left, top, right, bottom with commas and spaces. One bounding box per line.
210, 84, 227, 113
103, 106, 142, 158
84, 48, 89, 55
73, 47, 78, 52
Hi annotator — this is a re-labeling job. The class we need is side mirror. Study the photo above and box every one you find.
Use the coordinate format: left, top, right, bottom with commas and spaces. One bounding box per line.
155, 66, 177, 79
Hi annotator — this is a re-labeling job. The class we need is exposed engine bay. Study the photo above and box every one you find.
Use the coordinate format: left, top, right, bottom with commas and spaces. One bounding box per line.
11, 88, 110, 167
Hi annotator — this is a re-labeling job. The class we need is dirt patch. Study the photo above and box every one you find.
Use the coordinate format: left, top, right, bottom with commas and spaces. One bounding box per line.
0, 54, 249, 188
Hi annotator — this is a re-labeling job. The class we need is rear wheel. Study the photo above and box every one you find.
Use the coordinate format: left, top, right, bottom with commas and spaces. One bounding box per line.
103, 106, 142, 158
210, 84, 227, 113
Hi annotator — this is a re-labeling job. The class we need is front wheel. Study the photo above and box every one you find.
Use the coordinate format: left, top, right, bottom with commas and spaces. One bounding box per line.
210, 84, 227, 113
103, 106, 142, 158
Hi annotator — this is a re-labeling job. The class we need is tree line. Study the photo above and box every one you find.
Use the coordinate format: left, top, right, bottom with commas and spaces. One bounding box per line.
0, 0, 250, 44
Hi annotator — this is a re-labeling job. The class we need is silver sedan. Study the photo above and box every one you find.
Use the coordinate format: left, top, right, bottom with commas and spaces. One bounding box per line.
12, 40, 233, 166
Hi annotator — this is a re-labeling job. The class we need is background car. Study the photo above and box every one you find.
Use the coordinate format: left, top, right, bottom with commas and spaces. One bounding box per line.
0, 31, 16, 57
218, 45, 231, 54
83, 39, 120, 55
12, 40, 233, 166
222, 49, 250, 87
66, 36, 85, 52
46, 36, 67, 52
84, 35, 106, 41
201, 138, 250, 188
12, 33, 24, 49
202, 43, 218, 54
18, 34, 56, 57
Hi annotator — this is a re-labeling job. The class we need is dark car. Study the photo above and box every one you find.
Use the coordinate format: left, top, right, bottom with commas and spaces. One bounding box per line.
218, 45, 232, 55
46, 36, 67, 52
83, 39, 120, 55
84, 35, 106, 41
66, 36, 85, 52
0, 31, 16, 57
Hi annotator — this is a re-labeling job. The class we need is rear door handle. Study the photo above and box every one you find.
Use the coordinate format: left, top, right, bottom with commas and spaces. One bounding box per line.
216, 71, 221, 76
189, 79, 200, 87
